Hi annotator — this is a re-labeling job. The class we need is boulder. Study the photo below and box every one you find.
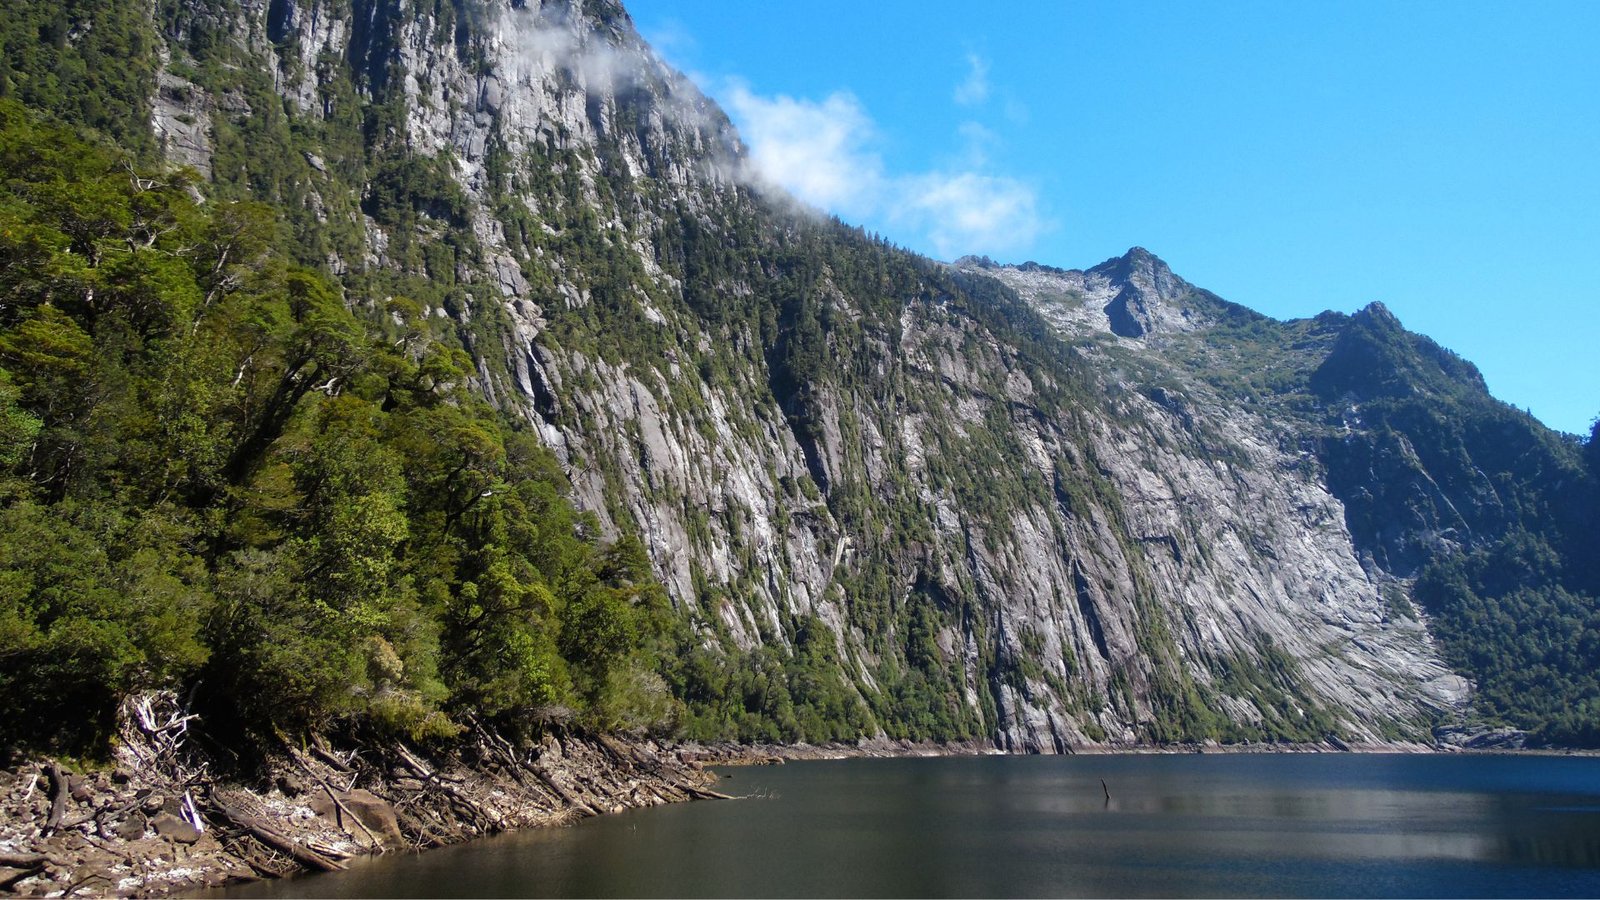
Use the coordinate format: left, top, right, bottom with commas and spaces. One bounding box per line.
310, 789, 404, 849
150, 813, 202, 844
114, 814, 149, 841
276, 772, 309, 797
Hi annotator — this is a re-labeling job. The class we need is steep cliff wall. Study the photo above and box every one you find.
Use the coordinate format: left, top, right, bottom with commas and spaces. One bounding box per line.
119, 0, 1497, 748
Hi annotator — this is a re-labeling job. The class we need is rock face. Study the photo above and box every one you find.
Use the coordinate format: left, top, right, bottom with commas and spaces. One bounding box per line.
150, 71, 214, 179
972, 250, 1217, 340
949, 259, 1472, 746
128, 0, 1580, 749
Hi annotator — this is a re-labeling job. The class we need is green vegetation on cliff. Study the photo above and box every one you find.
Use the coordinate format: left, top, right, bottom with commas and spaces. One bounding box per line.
0, 0, 159, 156
0, 103, 676, 755
1310, 306, 1599, 745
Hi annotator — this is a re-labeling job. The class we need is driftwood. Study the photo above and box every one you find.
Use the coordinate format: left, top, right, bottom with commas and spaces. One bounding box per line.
527, 763, 595, 815
394, 744, 507, 830
466, 715, 543, 795
308, 734, 356, 773
392, 744, 437, 782
214, 803, 346, 873
4, 692, 723, 897
44, 763, 68, 834
476, 739, 559, 806
301, 837, 355, 861
311, 745, 355, 774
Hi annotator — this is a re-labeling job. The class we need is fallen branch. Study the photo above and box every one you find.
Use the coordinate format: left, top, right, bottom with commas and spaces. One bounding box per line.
301, 837, 355, 861
309, 737, 354, 774
182, 790, 207, 834
284, 742, 382, 848
528, 764, 592, 814
44, 763, 68, 834
467, 716, 539, 792
216, 831, 291, 879
214, 803, 346, 873
395, 744, 505, 829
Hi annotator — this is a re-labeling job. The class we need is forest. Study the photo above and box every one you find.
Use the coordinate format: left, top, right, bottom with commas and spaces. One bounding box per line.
0, 100, 688, 756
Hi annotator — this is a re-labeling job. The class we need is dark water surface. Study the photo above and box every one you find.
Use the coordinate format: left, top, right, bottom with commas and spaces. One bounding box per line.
222, 753, 1600, 898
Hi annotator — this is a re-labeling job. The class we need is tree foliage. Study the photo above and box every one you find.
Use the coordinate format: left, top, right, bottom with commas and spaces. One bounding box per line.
0, 102, 678, 755
1416, 529, 1600, 746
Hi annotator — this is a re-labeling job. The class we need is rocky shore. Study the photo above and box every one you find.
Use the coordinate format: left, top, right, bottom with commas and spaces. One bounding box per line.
0, 694, 725, 898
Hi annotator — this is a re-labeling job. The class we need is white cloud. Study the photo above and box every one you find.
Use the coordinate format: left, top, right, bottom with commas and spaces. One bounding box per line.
721, 80, 1047, 258
508, 6, 637, 93
496, 9, 1046, 258
510, 7, 1047, 259
723, 86, 885, 216
899, 172, 1046, 258
954, 53, 991, 107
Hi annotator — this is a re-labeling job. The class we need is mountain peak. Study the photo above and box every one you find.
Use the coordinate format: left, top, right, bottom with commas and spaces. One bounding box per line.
1085, 247, 1182, 292
1354, 301, 1401, 329
1083, 247, 1195, 338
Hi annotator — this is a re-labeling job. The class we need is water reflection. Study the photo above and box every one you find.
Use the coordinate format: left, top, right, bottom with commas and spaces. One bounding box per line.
219, 754, 1600, 899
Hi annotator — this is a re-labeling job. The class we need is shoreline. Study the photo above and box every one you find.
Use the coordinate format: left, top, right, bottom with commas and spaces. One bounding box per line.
0, 695, 726, 898
3, 711, 1592, 898
684, 734, 1600, 766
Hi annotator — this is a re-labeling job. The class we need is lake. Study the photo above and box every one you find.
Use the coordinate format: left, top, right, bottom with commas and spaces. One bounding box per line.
220, 753, 1600, 898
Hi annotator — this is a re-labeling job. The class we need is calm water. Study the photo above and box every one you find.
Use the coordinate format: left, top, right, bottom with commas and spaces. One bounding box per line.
221, 754, 1600, 898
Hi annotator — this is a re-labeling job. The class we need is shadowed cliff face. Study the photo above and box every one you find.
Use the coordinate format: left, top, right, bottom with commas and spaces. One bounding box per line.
116, 0, 1596, 748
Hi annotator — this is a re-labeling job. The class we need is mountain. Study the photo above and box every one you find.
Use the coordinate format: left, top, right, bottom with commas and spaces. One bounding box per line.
1, 0, 1596, 755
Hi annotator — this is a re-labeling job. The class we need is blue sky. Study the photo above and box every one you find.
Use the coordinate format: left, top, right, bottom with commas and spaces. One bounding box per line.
622, 1, 1599, 436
